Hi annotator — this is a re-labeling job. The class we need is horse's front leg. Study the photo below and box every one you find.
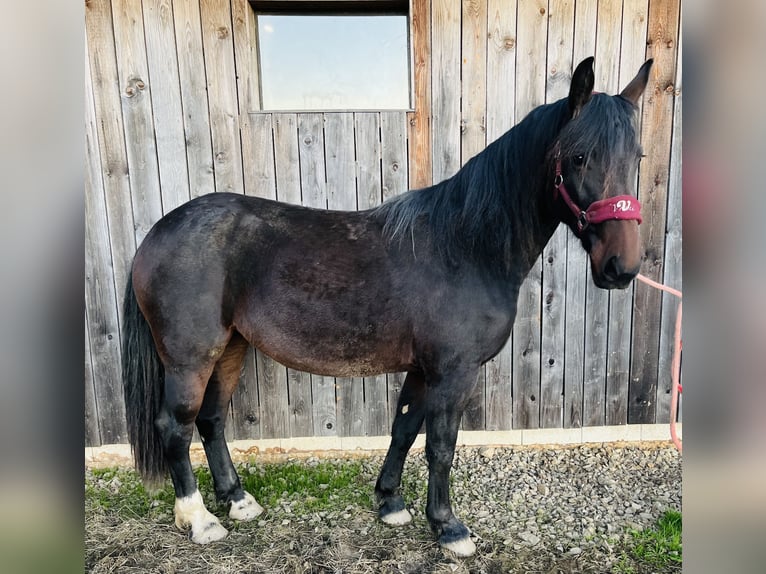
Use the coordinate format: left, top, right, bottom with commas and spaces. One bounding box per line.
424, 366, 480, 557
375, 371, 427, 525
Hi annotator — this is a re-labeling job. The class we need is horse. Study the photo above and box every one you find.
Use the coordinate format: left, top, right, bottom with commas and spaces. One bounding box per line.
121, 57, 653, 556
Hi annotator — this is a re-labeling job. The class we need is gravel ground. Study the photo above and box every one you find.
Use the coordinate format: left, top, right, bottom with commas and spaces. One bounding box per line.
86, 443, 682, 573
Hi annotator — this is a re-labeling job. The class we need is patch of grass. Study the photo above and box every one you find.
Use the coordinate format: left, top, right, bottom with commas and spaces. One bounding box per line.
240, 459, 374, 513
631, 510, 682, 565
86, 468, 176, 519
614, 510, 682, 573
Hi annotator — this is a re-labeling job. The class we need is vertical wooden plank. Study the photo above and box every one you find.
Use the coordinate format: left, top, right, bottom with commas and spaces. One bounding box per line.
431, 0, 461, 182
484, 0, 517, 431
86, 41, 128, 444
325, 113, 365, 437
199, 0, 244, 194
629, 0, 680, 424
408, 0, 432, 189
86, 0, 136, 324
460, 0, 488, 431
512, 0, 547, 429
356, 112, 389, 436
231, 350, 261, 440
111, 0, 164, 243
582, 0, 623, 427
271, 113, 314, 438
656, 11, 682, 423
563, 0, 597, 429
486, 0, 517, 136
142, 0, 190, 212
381, 111, 410, 433
172, 0, 215, 199
256, 349, 289, 439
231, 0, 261, 112
297, 113, 337, 436
605, 0, 649, 425
85, 309, 101, 447
540, 0, 574, 429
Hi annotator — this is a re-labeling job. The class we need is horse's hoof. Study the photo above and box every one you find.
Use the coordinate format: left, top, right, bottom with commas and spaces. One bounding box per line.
229, 491, 264, 521
380, 507, 412, 526
440, 535, 477, 557
378, 495, 412, 526
190, 519, 228, 544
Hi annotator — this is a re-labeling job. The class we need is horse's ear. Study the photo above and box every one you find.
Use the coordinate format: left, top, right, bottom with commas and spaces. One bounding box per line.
620, 59, 654, 104
569, 57, 595, 118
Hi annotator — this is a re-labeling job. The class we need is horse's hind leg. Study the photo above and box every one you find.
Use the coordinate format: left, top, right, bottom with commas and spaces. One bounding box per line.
156, 366, 229, 544
375, 371, 427, 526
196, 332, 264, 521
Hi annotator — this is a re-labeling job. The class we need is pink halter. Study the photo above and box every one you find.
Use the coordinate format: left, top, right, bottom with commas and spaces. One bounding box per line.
554, 157, 643, 233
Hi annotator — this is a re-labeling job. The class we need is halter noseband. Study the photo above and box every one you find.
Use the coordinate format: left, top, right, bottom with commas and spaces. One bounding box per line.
553, 156, 643, 234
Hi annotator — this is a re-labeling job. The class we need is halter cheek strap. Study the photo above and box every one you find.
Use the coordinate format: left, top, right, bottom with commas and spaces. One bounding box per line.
554, 158, 643, 233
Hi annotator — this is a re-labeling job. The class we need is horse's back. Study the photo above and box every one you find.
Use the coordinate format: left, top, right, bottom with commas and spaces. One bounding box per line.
130, 192, 415, 374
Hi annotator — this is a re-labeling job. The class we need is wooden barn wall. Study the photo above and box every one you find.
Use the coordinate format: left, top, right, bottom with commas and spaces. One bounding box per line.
85, 0, 682, 446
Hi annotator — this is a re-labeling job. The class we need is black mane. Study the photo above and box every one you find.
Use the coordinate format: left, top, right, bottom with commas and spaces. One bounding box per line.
373, 93, 640, 270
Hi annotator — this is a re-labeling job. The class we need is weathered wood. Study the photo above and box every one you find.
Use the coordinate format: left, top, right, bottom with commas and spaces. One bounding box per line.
86, 45, 128, 444
629, 0, 680, 424
656, 5, 682, 424
142, 0, 190, 212
200, 0, 244, 194
231, 348, 261, 440
85, 310, 100, 446
84, 0, 683, 446
296, 113, 338, 436
540, 0, 574, 429
86, 0, 137, 324
380, 111, 410, 433
325, 113, 366, 437
111, 0, 164, 244
484, 0, 516, 431
231, 0, 261, 112
270, 112, 314, 437
582, 0, 624, 427
562, 0, 597, 429
408, 0, 432, 189
459, 0, 488, 431
512, 0, 547, 429
256, 348, 289, 439
431, 0, 461, 182
172, 0, 215, 199
606, 0, 650, 425
356, 112, 390, 436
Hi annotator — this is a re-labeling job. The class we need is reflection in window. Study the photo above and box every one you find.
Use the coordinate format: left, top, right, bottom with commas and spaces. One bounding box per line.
256, 15, 410, 110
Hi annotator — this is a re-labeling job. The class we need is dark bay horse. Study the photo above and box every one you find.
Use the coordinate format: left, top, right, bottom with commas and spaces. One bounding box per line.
122, 57, 652, 555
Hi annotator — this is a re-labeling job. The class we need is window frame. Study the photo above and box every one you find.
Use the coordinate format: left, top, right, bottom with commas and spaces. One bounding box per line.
249, 0, 414, 112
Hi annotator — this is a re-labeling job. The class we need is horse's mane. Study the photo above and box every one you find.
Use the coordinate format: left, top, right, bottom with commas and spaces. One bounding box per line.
373, 93, 640, 270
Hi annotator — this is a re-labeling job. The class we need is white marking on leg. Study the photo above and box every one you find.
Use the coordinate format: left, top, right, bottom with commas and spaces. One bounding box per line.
173, 490, 228, 544
401, 404, 409, 414
229, 491, 264, 521
442, 536, 477, 557
380, 508, 412, 526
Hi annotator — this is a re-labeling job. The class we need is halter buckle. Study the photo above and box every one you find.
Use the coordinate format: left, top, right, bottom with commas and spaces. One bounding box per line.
577, 212, 589, 232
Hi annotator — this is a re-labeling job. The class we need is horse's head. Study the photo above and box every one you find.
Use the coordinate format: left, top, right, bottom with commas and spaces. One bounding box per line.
553, 57, 653, 289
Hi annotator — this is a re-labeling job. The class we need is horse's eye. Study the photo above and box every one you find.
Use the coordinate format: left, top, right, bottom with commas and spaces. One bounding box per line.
572, 154, 585, 167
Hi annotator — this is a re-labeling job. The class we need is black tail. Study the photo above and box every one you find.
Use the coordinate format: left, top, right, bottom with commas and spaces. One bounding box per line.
121, 268, 167, 486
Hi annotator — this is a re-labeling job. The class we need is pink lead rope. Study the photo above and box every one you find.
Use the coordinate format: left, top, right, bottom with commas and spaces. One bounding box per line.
554, 158, 682, 453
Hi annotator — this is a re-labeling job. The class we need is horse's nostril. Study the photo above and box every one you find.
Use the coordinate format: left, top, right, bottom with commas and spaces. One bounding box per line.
602, 255, 638, 288
603, 256, 623, 281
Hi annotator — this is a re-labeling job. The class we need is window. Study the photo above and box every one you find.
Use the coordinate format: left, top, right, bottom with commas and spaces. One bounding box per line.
252, 1, 411, 111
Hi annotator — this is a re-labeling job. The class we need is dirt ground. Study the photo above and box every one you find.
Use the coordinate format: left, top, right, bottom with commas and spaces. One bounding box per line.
85, 445, 681, 574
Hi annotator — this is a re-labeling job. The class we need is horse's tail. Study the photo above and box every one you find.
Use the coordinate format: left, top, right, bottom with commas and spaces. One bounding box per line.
121, 266, 167, 487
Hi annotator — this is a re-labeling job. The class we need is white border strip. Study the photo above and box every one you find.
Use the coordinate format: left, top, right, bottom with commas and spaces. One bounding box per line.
85, 424, 681, 468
